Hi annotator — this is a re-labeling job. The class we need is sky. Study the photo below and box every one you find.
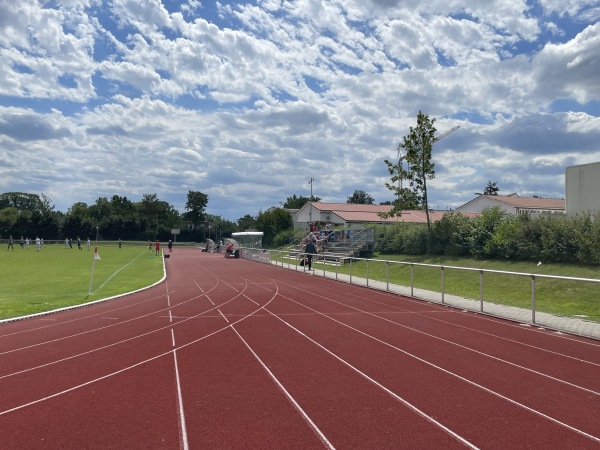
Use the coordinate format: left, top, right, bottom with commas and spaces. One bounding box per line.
1, 0, 600, 221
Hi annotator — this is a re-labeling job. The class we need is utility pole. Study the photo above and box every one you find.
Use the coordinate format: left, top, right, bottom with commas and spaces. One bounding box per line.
308, 177, 314, 226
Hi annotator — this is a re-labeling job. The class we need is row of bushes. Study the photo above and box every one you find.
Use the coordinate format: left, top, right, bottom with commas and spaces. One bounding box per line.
374, 208, 600, 265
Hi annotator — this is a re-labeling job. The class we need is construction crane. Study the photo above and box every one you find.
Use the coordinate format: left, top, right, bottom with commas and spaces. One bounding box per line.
433, 125, 460, 143
396, 125, 459, 169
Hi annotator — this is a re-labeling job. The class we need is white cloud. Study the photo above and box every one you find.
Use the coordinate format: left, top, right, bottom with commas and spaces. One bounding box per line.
0, 0, 598, 220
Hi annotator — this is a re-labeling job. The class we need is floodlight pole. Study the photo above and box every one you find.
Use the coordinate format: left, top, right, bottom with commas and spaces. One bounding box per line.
308, 177, 314, 226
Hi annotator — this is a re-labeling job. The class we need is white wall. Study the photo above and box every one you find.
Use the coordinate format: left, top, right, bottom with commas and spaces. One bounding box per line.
456, 196, 515, 214
566, 162, 600, 215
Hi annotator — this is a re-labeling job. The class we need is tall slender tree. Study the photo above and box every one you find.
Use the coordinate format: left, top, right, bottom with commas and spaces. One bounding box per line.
383, 111, 437, 228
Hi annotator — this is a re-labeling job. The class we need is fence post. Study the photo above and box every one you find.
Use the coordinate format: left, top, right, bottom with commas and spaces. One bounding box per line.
479, 270, 484, 312
441, 266, 445, 304
386, 262, 389, 291
531, 275, 536, 324
410, 264, 414, 297
366, 259, 369, 287
349, 258, 353, 284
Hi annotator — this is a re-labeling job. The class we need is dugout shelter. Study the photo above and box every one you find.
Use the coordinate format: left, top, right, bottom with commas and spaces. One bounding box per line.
231, 231, 263, 249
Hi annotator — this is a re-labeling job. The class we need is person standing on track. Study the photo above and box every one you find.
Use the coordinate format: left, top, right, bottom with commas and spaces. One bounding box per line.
224, 242, 233, 258
304, 239, 317, 271
155, 240, 160, 255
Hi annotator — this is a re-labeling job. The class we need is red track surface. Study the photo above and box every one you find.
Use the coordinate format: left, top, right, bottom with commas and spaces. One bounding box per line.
1, 248, 599, 449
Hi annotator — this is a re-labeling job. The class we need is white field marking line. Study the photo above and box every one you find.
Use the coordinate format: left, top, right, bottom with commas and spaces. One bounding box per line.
101, 317, 120, 320
169, 310, 173, 323
0, 278, 280, 416
92, 250, 148, 294
0, 279, 255, 379
171, 329, 176, 347
263, 305, 478, 450
0, 289, 175, 340
230, 325, 335, 450
0, 278, 226, 355
287, 284, 600, 396
173, 350, 189, 450
0, 249, 216, 339
276, 293, 600, 444
0, 248, 168, 327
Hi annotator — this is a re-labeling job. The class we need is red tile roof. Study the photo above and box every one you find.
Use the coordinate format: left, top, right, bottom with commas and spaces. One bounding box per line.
310, 203, 474, 224
484, 195, 565, 209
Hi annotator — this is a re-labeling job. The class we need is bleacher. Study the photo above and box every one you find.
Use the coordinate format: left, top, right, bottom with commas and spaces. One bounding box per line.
288, 227, 375, 266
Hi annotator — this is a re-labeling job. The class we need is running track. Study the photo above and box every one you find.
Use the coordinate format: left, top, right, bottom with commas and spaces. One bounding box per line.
1, 248, 599, 449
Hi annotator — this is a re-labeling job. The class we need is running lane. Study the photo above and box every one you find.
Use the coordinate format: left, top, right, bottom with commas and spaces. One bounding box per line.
0, 249, 599, 449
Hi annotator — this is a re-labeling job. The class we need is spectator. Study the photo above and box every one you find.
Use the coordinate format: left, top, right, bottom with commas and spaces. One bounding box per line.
304, 239, 317, 271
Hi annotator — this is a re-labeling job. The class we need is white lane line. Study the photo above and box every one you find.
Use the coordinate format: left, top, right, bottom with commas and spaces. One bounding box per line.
264, 308, 479, 450
275, 295, 600, 445
218, 309, 229, 323
171, 329, 176, 347
342, 287, 600, 365
172, 350, 189, 450
1, 278, 272, 410
0, 281, 235, 357
230, 325, 335, 450
320, 296, 600, 396
169, 310, 173, 323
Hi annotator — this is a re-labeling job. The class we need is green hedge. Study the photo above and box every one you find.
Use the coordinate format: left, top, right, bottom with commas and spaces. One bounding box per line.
374, 208, 600, 265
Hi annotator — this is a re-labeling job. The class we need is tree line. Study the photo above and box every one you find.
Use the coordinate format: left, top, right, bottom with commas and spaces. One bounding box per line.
0, 191, 238, 243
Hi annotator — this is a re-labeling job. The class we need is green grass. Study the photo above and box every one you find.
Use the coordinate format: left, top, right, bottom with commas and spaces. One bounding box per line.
0, 244, 164, 320
274, 251, 600, 323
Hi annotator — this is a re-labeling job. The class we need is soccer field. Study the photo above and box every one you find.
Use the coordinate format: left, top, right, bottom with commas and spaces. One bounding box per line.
0, 244, 165, 320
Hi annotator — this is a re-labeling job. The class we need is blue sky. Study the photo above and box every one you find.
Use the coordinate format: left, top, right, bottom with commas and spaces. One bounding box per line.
1, 0, 600, 220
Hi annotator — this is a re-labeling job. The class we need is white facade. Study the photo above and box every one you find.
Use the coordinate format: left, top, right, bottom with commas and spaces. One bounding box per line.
566, 162, 600, 215
456, 196, 517, 214
294, 203, 343, 228
456, 195, 565, 215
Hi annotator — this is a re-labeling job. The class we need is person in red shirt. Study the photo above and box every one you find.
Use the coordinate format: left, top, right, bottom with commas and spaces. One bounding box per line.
224, 242, 233, 258
155, 240, 160, 255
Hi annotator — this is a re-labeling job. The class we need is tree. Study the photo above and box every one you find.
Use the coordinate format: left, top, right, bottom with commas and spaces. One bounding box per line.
255, 208, 293, 246
476, 181, 500, 196
281, 194, 319, 209
237, 214, 257, 231
382, 111, 437, 228
347, 190, 375, 204
184, 191, 208, 230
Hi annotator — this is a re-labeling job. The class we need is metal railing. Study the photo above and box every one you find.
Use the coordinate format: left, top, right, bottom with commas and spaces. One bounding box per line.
240, 248, 600, 339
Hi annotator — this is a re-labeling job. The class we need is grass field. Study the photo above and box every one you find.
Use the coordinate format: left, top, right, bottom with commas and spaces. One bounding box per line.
0, 244, 165, 320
